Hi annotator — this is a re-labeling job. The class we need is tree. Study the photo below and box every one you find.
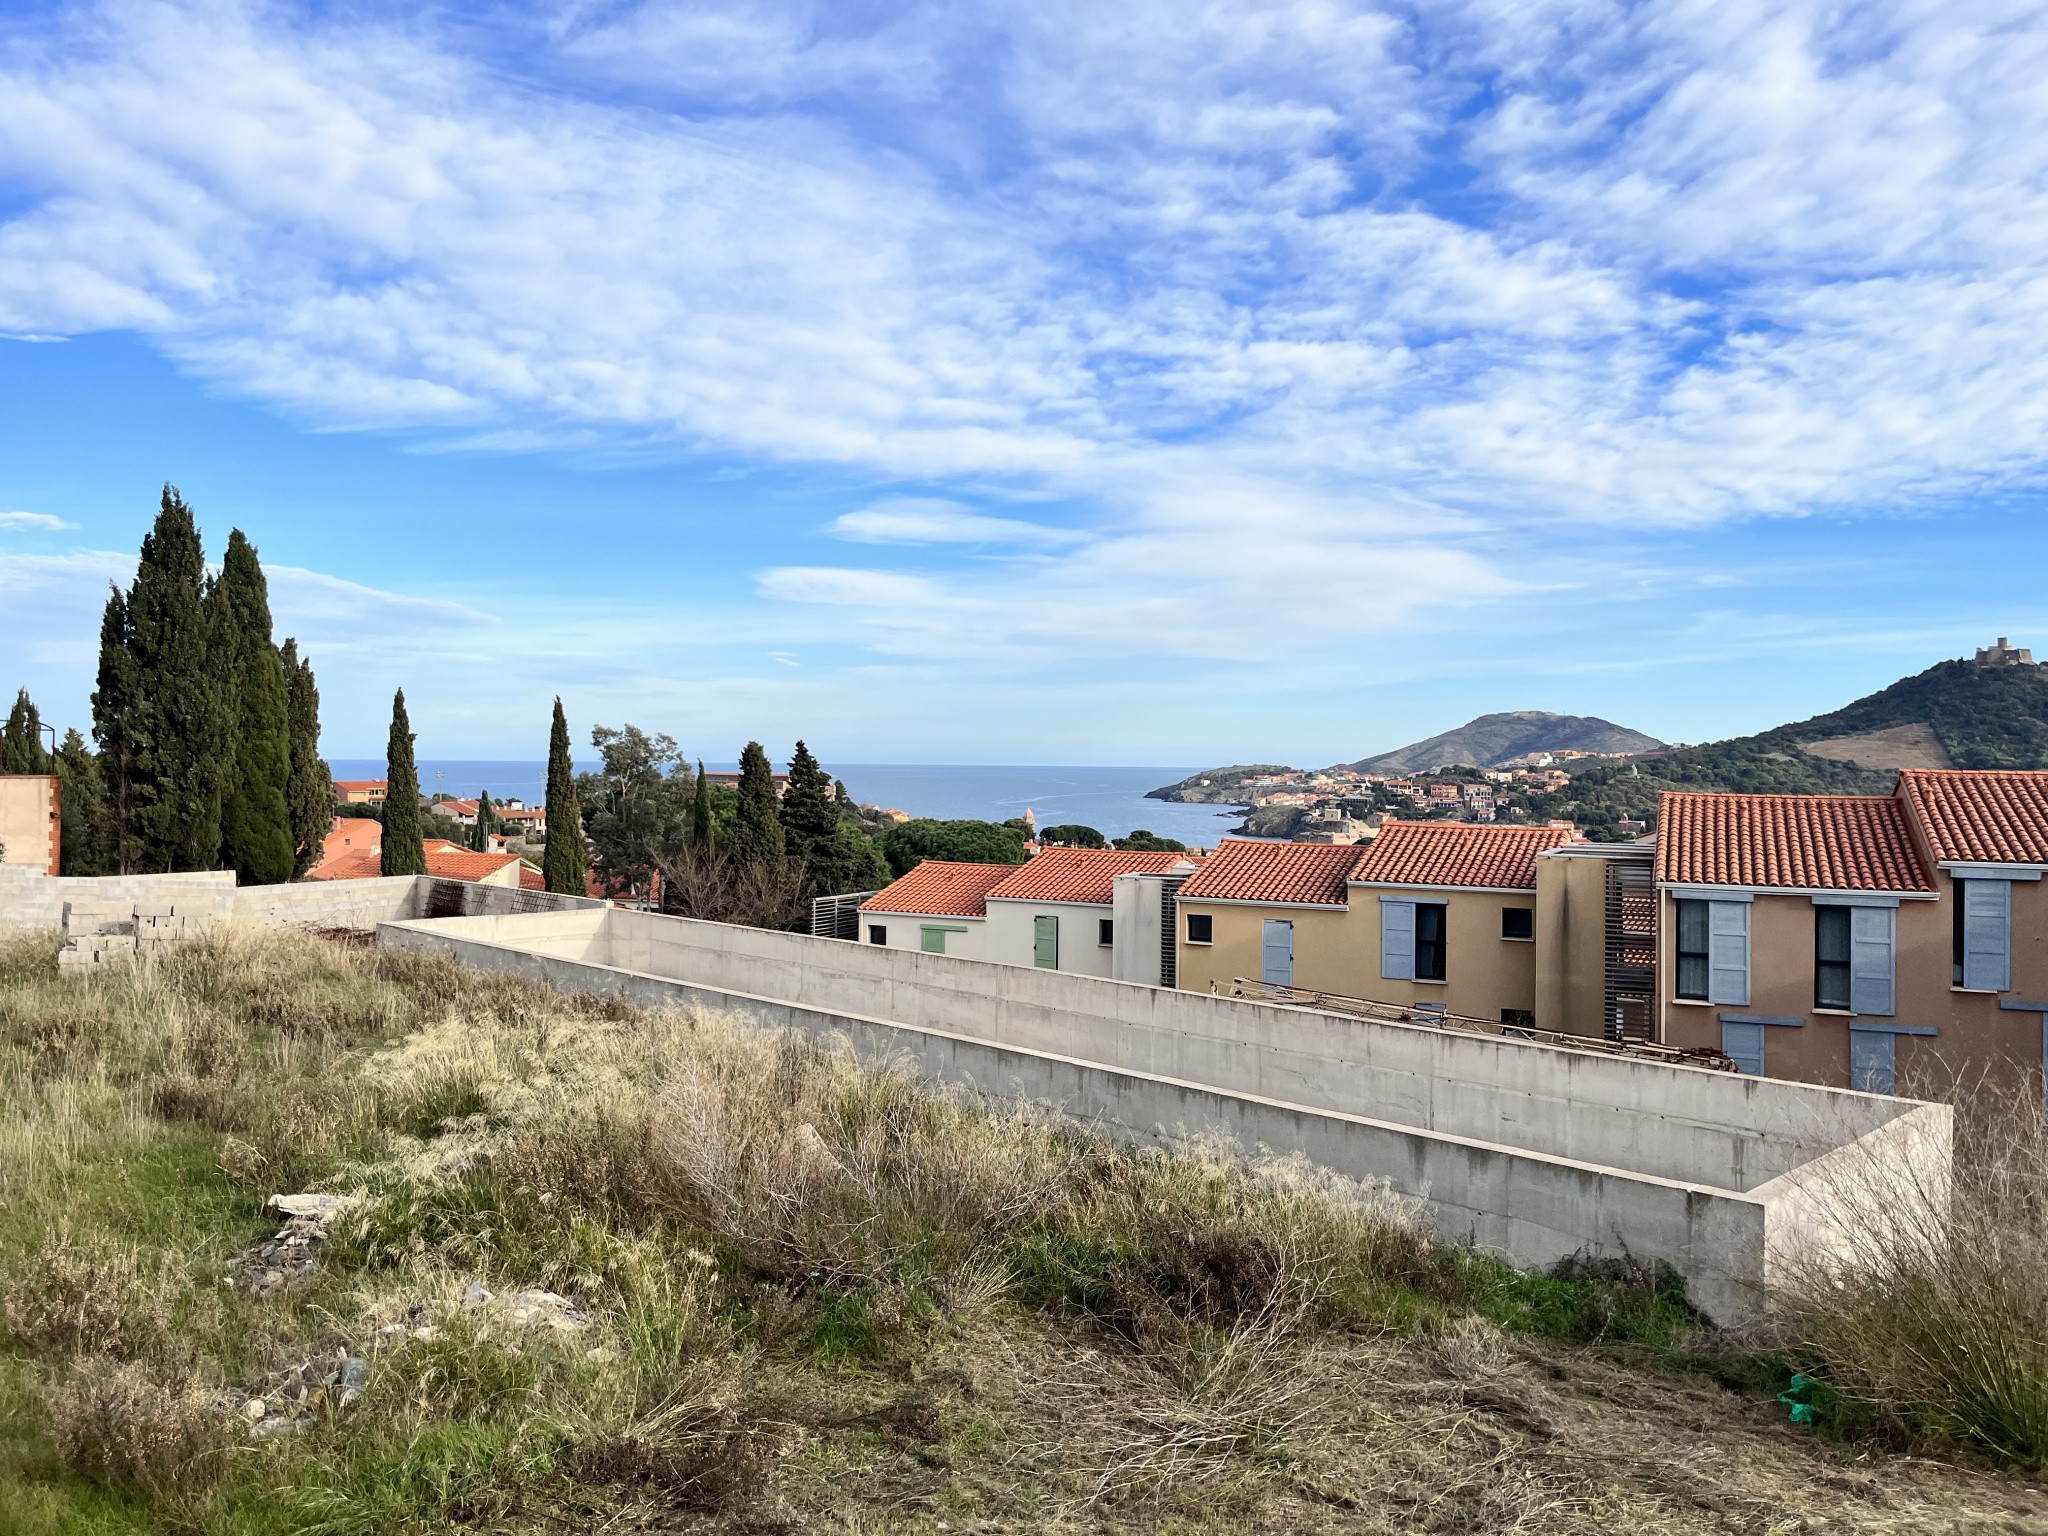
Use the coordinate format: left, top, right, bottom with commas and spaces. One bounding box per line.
2, 689, 50, 774
579, 724, 688, 895
123, 487, 229, 872
690, 759, 714, 849
809, 820, 891, 896
212, 530, 295, 885
54, 729, 113, 876
730, 742, 786, 874
381, 690, 428, 877
542, 697, 587, 896
470, 790, 498, 852
1039, 823, 1107, 848
877, 818, 1029, 878
779, 740, 838, 884
1113, 829, 1187, 852
92, 584, 142, 872
281, 640, 332, 878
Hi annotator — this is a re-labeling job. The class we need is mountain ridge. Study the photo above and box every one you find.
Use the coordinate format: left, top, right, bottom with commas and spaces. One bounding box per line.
1338, 710, 1663, 774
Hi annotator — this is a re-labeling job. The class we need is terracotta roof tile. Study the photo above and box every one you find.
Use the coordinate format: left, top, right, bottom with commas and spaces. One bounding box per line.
1347, 820, 1577, 891
1174, 840, 1361, 907
986, 846, 1196, 906
1897, 769, 2048, 865
308, 841, 523, 884
859, 860, 1019, 918
1655, 792, 1933, 891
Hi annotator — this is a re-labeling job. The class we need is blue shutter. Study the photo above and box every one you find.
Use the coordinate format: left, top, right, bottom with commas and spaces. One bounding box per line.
1849, 905, 1895, 1016
1381, 900, 1415, 981
1849, 1029, 1897, 1095
1707, 901, 1750, 1006
1261, 920, 1294, 986
1722, 1019, 1765, 1075
1963, 880, 2011, 992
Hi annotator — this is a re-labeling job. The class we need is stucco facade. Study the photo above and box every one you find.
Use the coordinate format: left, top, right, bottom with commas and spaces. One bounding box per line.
984, 898, 1117, 977
0, 775, 60, 875
857, 908, 994, 961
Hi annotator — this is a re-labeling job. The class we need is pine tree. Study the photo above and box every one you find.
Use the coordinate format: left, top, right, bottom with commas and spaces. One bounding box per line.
92, 584, 142, 872
213, 531, 295, 884
690, 759, 714, 850
779, 739, 837, 884
542, 698, 587, 895
1, 689, 50, 774
125, 487, 228, 871
381, 690, 428, 877
281, 640, 332, 878
54, 729, 113, 876
731, 741, 786, 873
470, 790, 497, 852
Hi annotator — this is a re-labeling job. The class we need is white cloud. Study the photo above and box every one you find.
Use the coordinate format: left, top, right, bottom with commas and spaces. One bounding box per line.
829, 498, 1083, 546
0, 511, 75, 530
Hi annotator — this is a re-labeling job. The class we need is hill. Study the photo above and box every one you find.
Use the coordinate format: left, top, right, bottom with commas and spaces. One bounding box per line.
1542, 655, 2048, 836
1146, 764, 1297, 804
2, 927, 2042, 1531
1341, 711, 1663, 774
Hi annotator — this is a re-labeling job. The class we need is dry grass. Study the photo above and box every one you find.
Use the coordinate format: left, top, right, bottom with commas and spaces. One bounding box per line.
1, 923, 2046, 1534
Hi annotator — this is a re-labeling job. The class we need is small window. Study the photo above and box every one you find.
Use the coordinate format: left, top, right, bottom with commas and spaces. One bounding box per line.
1676, 899, 1710, 1001
1098, 917, 1114, 946
1815, 906, 1851, 1010
1501, 907, 1533, 941
867, 924, 887, 946
920, 925, 948, 954
1186, 912, 1213, 944
1415, 902, 1447, 982
1501, 1008, 1535, 1028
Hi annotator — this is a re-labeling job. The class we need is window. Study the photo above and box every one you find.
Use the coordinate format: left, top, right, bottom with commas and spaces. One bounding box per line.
1955, 879, 2012, 991
1722, 1019, 1765, 1075
1815, 906, 1851, 1010
919, 925, 951, 954
1676, 900, 1710, 1000
1415, 902, 1447, 982
1098, 918, 1114, 947
1186, 912, 1213, 945
867, 924, 887, 946
1850, 1028, 1896, 1095
1501, 1008, 1535, 1028
1501, 907, 1533, 941
1033, 914, 1059, 969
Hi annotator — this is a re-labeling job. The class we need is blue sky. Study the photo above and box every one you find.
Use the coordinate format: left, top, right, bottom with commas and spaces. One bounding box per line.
3, 0, 2047, 767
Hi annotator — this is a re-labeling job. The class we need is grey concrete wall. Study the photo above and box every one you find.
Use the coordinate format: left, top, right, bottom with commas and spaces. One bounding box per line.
546, 906, 1907, 1195
378, 917, 1779, 1325
0, 868, 237, 931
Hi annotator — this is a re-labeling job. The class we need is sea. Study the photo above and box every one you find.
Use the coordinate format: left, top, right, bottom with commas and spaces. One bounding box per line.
325, 761, 1245, 848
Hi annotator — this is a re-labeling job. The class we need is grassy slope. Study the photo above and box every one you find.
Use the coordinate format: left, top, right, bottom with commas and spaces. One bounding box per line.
1536, 658, 2048, 835
0, 929, 2043, 1533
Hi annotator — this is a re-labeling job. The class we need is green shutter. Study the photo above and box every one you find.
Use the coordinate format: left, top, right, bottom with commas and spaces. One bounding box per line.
1034, 914, 1058, 969
920, 925, 947, 954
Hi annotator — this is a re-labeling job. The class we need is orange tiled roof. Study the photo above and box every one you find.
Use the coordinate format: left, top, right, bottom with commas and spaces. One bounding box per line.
1347, 820, 1577, 891
1175, 840, 1362, 907
859, 860, 1019, 918
332, 780, 387, 792
985, 846, 1195, 906
308, 840, 523, 884
1897, 769, 2048, 865
1655, 792, 1933, 892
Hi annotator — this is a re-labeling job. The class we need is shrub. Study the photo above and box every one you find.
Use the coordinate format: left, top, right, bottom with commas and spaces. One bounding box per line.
51, 1361, 226, 1498
4, 1239, 140, 1358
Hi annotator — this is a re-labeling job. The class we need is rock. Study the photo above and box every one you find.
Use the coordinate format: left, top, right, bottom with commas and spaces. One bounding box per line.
501, 1289, 587, 1333
251, 1417, 305, 1440
242, 1398, 268, 1422
266, 1193, 361, 1225
340, 1356, 369, 1390
462, 1280, 493, 1308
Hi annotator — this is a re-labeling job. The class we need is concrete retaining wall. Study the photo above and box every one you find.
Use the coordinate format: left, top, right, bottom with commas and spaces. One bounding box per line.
380, 907, 1953, 1327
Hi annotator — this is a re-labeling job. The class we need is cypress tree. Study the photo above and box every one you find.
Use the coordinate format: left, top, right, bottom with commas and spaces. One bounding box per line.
125, 487, 228, 871
690, 758, 713, 850
542, 698, 586, 895
1, 689, 50, 774
381, 690, 428, 877
731, 741, 786, 873
470, 790, 497, 852
54, 729, 113, 876
92, 585, 142, 872
281, 640, 332, 878
779, 739, 837, 880
213, 531, 295, 885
